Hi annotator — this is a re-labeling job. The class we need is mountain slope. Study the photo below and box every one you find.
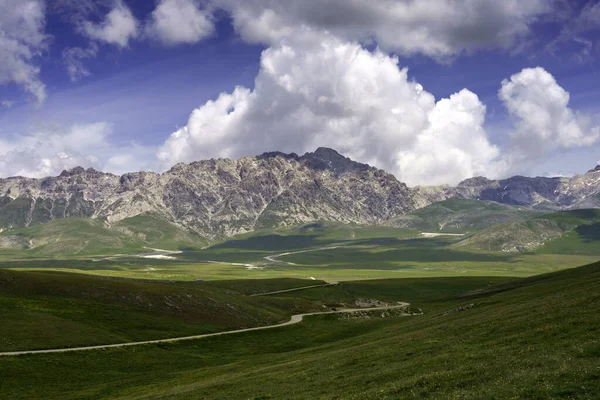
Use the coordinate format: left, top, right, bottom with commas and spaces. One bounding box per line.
452, 209, 600, 253
0, 214, 207, 255
386, 198, 544, 233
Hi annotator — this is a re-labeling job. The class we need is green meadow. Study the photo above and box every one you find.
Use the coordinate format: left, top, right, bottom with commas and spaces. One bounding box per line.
1, 261, 599, 399
1, 213, 599, 283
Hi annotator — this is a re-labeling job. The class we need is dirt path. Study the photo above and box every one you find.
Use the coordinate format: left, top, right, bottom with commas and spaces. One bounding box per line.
263, 246, 340, 265
193, 245, 342, 271
0, 304, 414, 357
249, 282, 339, 297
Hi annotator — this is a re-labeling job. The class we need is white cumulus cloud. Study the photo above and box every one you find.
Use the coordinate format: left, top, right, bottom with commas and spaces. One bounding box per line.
397, 89, 503, 186
158, 32, 502, 186
500, 67, 600, 167
0, 0, 48, 103
146, 0, 215, 45
83, 0, 138, 48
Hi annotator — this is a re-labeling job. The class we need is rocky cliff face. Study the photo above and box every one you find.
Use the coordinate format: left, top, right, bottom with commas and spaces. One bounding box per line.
0, 148, 415, 238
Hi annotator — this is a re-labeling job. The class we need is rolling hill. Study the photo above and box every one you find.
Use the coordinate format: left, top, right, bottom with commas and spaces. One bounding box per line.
0, 269, 324, 352
0, 214, 207, 256
452, 209, 600, 253
387, 197, 544, 233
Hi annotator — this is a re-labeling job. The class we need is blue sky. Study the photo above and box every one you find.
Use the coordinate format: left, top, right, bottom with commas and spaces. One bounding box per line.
1, 0, 599, 185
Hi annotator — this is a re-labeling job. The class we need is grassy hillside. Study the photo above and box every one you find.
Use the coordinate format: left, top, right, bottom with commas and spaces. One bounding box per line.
2, 261, 599, 399
388, 197, 543, 233
453, 209, 600, 253
0, 270, 322, 352
111, 214, 208, 250
0, 214, 207, 257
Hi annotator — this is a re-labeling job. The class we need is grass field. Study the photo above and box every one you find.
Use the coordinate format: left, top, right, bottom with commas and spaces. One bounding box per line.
4, 250, 598, 282
2, 210, 599, 283
2, 228, 598, 282
0, 270, 326, 352
1, 261, 599, 399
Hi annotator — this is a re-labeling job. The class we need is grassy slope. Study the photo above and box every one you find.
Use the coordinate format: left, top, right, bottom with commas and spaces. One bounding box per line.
454, 209, 600, 253
536, 209, 600, 255
0, 270, 322, 352
2, 262, 599, 399
0, 214, 208, 257
111, 214, 208, 250
388, 198, 543, 233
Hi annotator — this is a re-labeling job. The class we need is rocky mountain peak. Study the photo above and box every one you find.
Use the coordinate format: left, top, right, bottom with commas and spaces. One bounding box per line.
589, 165, 600, 173
59, 166, 86, 177
300, 147, 370, 176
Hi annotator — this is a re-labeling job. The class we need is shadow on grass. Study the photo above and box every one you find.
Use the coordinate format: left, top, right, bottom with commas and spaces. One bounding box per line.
0, 257, 180, 271
575, 223, 600, 243
212, 235, 329, 251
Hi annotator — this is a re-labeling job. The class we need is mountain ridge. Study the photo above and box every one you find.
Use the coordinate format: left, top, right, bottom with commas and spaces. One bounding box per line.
1, 148, 599, 239
0, 148, 415, 238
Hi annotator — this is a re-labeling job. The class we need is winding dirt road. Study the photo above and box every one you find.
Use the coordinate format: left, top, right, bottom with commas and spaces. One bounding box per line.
248, 282, 339, 297
0, 304, 413, 357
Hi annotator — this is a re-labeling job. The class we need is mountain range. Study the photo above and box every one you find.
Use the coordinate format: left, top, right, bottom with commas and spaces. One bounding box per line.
1, 147, 599, 241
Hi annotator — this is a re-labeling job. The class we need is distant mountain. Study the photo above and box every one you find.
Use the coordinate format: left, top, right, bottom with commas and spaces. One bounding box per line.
418, 167, 600, 210
1, 148, 599, 245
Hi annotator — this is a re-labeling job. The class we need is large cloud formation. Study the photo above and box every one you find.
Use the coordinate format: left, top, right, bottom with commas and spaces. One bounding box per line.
0, 0, 48, 103
500, 67, 600, 167
2, 1, 598, 186
158, 33, 502, 186
0, 0, 557, 100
